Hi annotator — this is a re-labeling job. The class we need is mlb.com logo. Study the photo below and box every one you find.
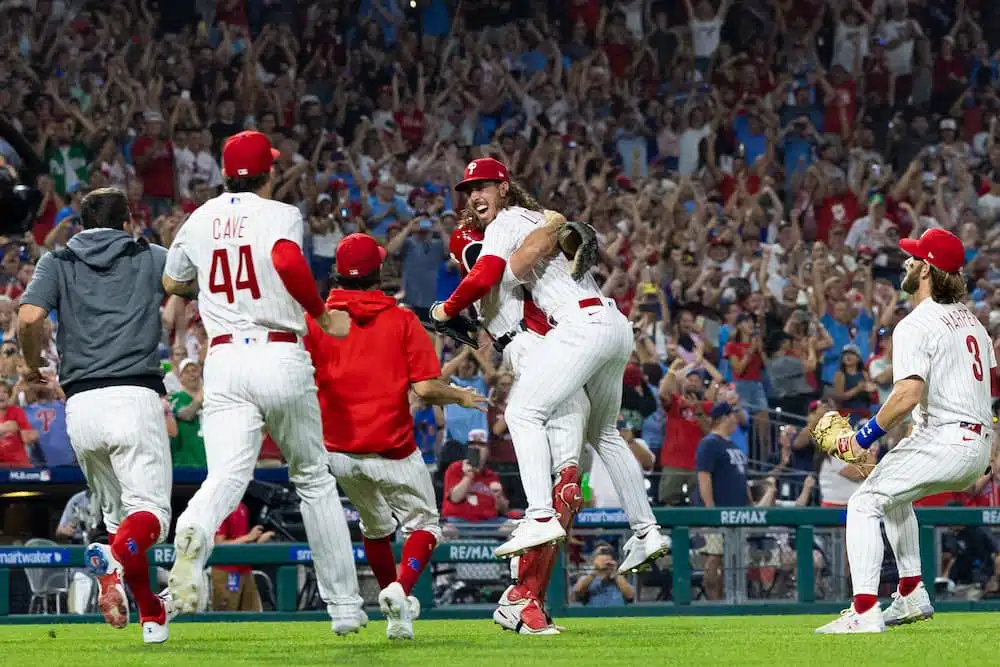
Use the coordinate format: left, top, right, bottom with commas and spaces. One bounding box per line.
8, 469, 51, 482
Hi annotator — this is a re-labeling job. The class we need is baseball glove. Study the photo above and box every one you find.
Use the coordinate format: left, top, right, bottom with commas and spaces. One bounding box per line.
432, 312, 480, 349
811, 411, 862, 463
557, 220, 599, 281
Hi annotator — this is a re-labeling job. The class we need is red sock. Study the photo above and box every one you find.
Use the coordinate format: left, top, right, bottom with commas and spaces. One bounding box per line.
898, 576, 922, 596
396, 530, 437, 595
853, 593, 878, 614
110, 511, 162, 621
362, 536, 397, 590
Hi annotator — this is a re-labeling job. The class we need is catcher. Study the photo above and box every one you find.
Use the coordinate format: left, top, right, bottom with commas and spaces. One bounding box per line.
811, 228, 994, 635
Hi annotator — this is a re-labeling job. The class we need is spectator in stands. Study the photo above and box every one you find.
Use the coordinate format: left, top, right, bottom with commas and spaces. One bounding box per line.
440, 345, 493, 445
766, 331, 817, 419
765, 425, 817, 506
55, 490, 92, 544
386, 216, 448, 321
23, 380, 73, 467
587, 413, 655, 509
410, 389, 444, 465
441, 429, 508, 522
212, 502, 273, 612
169, 359, 206, 468
0, 383, 37, 468
657, 358, 718, 505
940, 523, 1000, 598
163, 345, 187, 394
694, 402, 776, 599
831, 343, 876, 425
131, 110, 176, 217
571, 542, 634, 607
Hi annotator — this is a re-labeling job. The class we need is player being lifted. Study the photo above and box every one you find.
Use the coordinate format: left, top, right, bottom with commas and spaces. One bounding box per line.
813, 228, 994, 634
162, 131, 367, 635
432, 159, 668, 622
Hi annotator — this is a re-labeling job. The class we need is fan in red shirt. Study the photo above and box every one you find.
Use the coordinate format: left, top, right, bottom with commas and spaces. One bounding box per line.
131, 111, 176, 213
0, 383, 38, 468
441, 429, 509, 522
304, 233, 487, 640
211, 502, 270, 611
657, 369, 713, 505
815, 174, 860, 243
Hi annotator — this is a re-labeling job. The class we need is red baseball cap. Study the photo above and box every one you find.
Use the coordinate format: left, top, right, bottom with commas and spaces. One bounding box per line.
899, 227, 965, 273
222, 131, 280, 178
335, 233, 387, 277
455, 157, 510, 192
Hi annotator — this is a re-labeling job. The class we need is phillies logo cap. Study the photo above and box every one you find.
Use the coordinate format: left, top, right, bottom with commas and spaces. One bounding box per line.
223, 131, 280, 178
898, 227, 965, 273
335, 233, 388, 277
455, 157, 510, 192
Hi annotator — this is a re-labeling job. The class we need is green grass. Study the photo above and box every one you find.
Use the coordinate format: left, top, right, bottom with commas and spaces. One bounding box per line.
0, 614, 991, 666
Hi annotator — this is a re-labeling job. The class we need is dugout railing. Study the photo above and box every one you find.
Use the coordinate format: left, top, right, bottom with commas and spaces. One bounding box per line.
2, 506, 1000, 623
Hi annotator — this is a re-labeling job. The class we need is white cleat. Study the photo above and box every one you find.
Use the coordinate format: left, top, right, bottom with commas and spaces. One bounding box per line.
378, 582, 421, 640
617, 529, 671, 575
494, 519, 566, 559
493, 588, 559, 635
167, 528, 206, 615
815, 604, 886, 634
142, 591, 179, 644
330, 606, 369, 636
883, 583, 934, 627
85, 542, 129, 629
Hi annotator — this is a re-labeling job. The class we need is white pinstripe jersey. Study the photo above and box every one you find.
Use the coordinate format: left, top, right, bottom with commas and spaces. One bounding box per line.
892, 299, 996, 428
477, 279, 525, 339
164, 192, 307, 338
481, 206, 602, 320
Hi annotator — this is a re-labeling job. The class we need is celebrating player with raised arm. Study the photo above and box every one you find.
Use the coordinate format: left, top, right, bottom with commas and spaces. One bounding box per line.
433, 159, 667, 576
813, 228, 994, 634
304, 233, 488, 641
161, 131, 366, 635
19, 188, 176, 643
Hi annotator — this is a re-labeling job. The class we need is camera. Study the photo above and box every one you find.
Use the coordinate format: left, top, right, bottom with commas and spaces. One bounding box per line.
465, 447, 482, 468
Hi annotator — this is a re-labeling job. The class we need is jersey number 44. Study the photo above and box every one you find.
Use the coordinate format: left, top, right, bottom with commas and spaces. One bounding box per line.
209, 245, 262, 303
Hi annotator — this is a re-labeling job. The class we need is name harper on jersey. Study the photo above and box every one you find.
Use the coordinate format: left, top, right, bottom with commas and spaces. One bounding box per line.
213, 217, 249, 240
939, 308, 980, 331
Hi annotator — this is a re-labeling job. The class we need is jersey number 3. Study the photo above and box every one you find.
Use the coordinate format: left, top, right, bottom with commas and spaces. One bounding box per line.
966, 335, 984, 382
209, 245, 261, 303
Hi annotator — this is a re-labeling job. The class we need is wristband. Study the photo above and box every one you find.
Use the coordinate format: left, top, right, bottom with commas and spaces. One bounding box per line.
855, 416, 886, 449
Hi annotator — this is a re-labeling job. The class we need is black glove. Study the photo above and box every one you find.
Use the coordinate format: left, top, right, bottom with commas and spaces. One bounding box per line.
557, 220, 599, 281
430, 301, 479, 348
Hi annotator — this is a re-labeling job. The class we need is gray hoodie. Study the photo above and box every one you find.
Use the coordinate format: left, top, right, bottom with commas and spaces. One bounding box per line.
21, 228, 167, 396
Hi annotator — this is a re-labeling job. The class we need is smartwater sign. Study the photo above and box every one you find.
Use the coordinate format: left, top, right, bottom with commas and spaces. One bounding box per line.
0, 548, 70, 566
290, 545, 367, 564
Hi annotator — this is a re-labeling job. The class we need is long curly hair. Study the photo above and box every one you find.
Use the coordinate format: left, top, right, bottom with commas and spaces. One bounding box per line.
460, 178, 543, 229
929, 265, 967, 304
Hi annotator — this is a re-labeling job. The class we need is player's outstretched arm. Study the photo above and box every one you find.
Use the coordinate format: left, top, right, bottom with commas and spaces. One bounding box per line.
412, 378, 489, 411
271, 240, 350, 337
17, 303, 48, 381
509, 209, 566, 281
430, 253, 506, 322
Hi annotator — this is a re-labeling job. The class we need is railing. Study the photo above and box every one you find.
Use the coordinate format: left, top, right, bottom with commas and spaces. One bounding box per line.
4, 507, 1000, 622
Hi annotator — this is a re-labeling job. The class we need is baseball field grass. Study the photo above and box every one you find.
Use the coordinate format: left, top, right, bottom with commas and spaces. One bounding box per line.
0, 613, 991, 666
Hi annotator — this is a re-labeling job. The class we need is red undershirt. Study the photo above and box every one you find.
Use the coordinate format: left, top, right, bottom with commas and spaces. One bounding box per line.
270, 239, 326, 318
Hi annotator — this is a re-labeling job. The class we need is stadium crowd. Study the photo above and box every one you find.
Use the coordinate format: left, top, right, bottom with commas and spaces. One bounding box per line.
2, 0, 1000, 527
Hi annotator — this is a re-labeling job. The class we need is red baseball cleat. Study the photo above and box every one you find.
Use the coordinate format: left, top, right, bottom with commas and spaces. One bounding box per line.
85, 543, 129, 629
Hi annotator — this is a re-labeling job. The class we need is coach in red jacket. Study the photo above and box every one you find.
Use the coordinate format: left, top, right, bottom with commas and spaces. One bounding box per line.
305, 233, 486, 640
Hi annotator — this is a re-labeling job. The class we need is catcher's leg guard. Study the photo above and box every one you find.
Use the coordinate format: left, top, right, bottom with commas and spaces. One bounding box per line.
508, 467, 582, 604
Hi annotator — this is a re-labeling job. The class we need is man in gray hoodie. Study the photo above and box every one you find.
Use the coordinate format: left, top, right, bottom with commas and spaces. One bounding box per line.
18, 187, 176, 644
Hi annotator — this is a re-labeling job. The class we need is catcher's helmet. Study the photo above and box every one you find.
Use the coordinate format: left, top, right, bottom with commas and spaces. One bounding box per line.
449, 223, 484, 276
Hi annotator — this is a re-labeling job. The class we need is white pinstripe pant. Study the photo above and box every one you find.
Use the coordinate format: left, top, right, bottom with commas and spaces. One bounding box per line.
66, 386, 173, 539
847, 423, 991, 596
327, 449, 442, 542
505, 330, 657, 533
505, 302, 638, 520
174, 339, 362, 610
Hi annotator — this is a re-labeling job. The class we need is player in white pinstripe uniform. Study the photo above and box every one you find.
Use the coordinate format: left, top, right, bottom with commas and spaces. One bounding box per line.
162, 131, 366, 635
433, 159, 651, 558
815, 228, 994, 634
449, 224, 667, 634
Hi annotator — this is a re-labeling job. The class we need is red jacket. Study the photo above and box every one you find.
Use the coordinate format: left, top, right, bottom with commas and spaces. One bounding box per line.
305, 289, 440, 458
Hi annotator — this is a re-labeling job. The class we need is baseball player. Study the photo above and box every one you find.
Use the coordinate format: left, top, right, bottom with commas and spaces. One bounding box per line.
18, 188, 176, 643
304, 233, 488, 641
161, 131, 366, 635
442, 167, 668, 630
813, 228, 994, 634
